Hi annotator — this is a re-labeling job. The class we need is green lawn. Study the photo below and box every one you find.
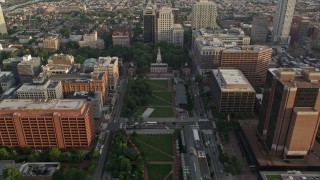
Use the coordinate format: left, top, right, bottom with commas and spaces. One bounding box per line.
146, 80, 168, 91
147, 164, 172, 180
149, 92, 172, 106
134, 134, 173, 162
134, 106, 148, 117
149, 107, 174, 118
266, 175, 281, 180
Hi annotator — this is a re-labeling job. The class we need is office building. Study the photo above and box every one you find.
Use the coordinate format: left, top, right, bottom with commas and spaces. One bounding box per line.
272, 0, 297, 44
157, 6, 174, 43
49, 72, 108, 104
290, 16, 310, 43
219, 46, 272, 85
257, 68, 320, 158
16, 76, 63, 99
0, 71, 15, 92
209, 69, 255, 112
112, 30, 130, 47
150, 47, 168, 73
40, 35, 59, 51
172, 24, 184, 47
191, 0, 217, 30
48, 54, 74, 65
71, 91, 103, 119
251, 16, 268, 43
0, 99, 94, 148
17, 55, 41, 83
79, 31, 104, 49
0, 4, 7, 34
143, 5, 157, 43
93, 57, 119, 90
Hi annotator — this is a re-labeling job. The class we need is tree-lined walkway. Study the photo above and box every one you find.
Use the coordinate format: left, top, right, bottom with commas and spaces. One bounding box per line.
128, 138, 149, 180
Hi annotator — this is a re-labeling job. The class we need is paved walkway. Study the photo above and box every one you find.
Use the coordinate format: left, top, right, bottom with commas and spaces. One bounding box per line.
172, 138, 181, 180
163, 170, 173, 180
135, 139, 174, 158
128, 138, 149, 180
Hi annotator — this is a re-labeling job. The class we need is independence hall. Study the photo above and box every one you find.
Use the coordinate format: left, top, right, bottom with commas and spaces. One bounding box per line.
0, 99, 94, 148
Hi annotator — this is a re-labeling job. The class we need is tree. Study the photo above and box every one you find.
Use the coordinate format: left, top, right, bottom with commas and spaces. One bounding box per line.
48, 147, 61, 162
72, 150, 85, 162
3, 166, 21, 180
28, 150, 40, 162
52, 169, 65, 180
0, 148, 9, 160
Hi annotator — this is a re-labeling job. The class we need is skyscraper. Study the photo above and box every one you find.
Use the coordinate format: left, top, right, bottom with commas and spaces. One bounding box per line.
157, 6, 174, 43
0, 3, 7, 34
257, 68, 320, 159
290, 16, 310, 43
143, 5, 157, 43
191, 0, 217, 30
251, 16, 269, 43
272, 0, 297, 44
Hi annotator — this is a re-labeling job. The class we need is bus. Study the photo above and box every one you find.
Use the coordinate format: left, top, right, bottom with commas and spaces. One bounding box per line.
146, 122, 158, 126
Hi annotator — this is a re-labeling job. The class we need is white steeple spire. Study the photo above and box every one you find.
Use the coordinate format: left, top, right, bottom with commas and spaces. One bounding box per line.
156, 47, 162, 63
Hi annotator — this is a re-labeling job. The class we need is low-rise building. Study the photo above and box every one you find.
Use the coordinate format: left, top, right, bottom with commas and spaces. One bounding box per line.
0, 99, 95, 148
112, 30, 130, 47
39, 35, 59, 52
48, 54, 74, 65
94, 57, 119, 90
20, 162, 60, 180
0, 71, 16, 92
42, 64, 73, 74
17, 55, 42, 83
18, 35, 32, 44
79, 31, 104, 49
150, 47, 168, 73
209, 69, 255, 112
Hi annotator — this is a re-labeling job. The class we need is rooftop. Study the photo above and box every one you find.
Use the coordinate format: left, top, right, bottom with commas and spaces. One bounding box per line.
212, 69, 255, 92
20, 162, 60, 177
95, 57, 118, 67
0, 99, 85, 110
260, 171, 320, 180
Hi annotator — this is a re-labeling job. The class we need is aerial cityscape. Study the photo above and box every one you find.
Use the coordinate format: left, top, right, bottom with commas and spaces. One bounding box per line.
0, 0, 319, 180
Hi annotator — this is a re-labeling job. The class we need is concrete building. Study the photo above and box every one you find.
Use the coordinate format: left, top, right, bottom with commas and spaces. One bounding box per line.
17, 55, 41, 83
72, 91, 103, 119
49, 72, 108, 104
18, 35, 32, 44
143, 5, 157, 43
0, 4, 7, 34
0, 99, 94, 148
191, 0, 217, 30
112, 30, 130, 47
257, 68, 320, 159
79, 31, 104, 49
272, 0, 297, 44
157, 6, 174, 43
94, 57, 119, 90
251, 16, 268, 43
3, 56, 24, 83
40, 35, 59, 51
42, 64, 73, 74
0, 71, 16, 92
150, 47, 168, 73
219, 46, 272, 85
48, 54, 74, 65
290, 16, 310, 43
172, 24, 184, 47
209, 69, 256, 112
20, 162, 60, 180
16, 77, 63, 100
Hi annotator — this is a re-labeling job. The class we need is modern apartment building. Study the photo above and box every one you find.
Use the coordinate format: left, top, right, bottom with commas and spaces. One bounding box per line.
157, 6, 174, 43
16, 76, 63, 99
209, 69, 255, 112
191, 0, 217, 30
251, 16, 269, 43
0, 99, 94, 148
272, 0, 297, 44
17, 55, 42, 83
290, 16, 310, 43
48, 54, 75, 65
94, 57, 119, 90
219, 46, 272, 85
257, 68, 320, 159
49, 72, 108, 104
79, 31, 104, 49
143, 5, 157, 43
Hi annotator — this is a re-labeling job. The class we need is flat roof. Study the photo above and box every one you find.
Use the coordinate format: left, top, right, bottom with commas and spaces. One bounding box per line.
17, 81, 50, 92
260, 171, 320, 180
0, 99, 85, 110
212, 69, 255, 92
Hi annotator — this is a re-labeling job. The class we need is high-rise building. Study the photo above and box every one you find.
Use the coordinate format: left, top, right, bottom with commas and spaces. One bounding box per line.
0, 99, 94, 148
191, 0, 217, 30
157, 6, 174, 43
272, 0, 297, 44
290, 16, 310, 43
209, 69, 256, 112
94, 57, 119, 90
17, 55, 42, 83
257, 68, 320, 159
172, 24, 184, 47
251, 16, 269, 43
0, 4, 7, 34
311, 25, 320, 50
143, 5, 157, 43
